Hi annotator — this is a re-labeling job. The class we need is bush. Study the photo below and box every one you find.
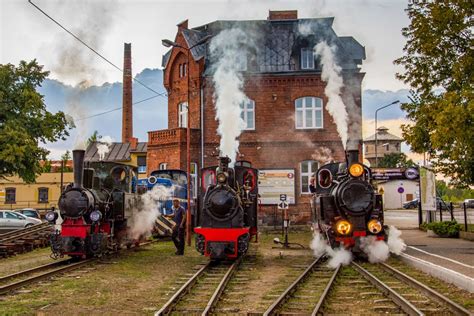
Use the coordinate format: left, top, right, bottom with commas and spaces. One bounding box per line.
427, 220, 461, 237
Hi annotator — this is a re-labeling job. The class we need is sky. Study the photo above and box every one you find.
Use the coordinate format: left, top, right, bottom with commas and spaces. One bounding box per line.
0, 0, 416, 161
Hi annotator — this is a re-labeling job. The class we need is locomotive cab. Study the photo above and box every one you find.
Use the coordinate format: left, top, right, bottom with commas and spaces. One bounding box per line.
195, 157, 258, 260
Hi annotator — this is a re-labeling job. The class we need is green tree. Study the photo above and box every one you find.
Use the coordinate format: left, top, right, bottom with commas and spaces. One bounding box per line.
87, 130, 100, 146
377, 153, 416, 168
394, 1, 473, 187
0, 60, 73, 183
60, 150, 73, 172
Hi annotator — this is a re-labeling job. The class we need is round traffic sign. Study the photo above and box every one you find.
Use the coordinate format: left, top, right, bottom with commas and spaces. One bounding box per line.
398, 187, 404, 194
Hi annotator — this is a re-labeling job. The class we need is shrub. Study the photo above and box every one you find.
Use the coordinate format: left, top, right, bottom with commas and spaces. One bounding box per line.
427, 220, 461, 237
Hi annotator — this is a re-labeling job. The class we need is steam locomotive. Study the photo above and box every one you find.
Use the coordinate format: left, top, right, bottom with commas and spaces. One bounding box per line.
45, 149, 141, 258
311, 149, 386, 252
194, 157, 258, 260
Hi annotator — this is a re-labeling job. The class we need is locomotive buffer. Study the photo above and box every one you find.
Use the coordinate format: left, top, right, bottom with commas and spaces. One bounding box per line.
274, 194, 305, 249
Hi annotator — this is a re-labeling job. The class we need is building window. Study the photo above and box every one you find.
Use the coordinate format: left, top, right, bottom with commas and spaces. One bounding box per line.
38, 187, 49, 203
183, 63, 187, 76
301, 48, 315, 70
191, 162, 198, 198
178, 102, 188, 128
300, 160, 318, 194
5, 188, 15, 204
240, 99, 255, 130
159, 163, 167, 170
295, 97, 323, 129
137, 156, 146, 174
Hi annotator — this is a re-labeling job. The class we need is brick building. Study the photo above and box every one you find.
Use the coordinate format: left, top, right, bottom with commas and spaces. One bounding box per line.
147, 10, 366, 224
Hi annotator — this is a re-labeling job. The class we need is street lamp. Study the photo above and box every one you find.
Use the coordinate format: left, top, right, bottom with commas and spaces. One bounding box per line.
162, 35, 211, 246
374, 100, 400, 167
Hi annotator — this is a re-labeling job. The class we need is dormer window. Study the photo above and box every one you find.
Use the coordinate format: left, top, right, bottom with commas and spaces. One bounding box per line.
301, 48, 315, 70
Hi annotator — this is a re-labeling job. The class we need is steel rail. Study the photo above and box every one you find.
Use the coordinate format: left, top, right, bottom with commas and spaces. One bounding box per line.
380, 262, 471, 316
0, 259, 71, 284
0, 259, 94, 295
311, 264, 341, 316
155, 262, 211, 316
263, 255, 325, 316
351, 262, 423, 316
0, 223, 51, 243
201, 257, 243, 315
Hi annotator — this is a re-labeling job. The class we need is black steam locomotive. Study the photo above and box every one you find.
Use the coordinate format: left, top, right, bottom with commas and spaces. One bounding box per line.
311, 149, 386, 252
194, 157, 258, 260
45, 149, 141, 258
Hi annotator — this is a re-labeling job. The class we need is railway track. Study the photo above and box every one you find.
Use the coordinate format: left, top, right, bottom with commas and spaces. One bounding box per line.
263, 258, 470, 316
0, 239, 156, 296
0, 223, 53, 258
156, 257, 243, 315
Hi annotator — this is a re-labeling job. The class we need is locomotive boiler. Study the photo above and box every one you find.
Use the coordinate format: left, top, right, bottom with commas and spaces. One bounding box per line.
194, 157, 258, 260
45, 149, 140, 258
311, 149, 386, 252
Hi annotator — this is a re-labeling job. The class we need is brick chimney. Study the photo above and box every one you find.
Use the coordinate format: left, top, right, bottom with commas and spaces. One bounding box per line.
122, 43, 133, 143
268, 10, 298, 20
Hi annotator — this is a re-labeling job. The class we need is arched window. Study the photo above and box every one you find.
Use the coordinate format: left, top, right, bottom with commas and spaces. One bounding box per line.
178, 102, 188, 128
159, 163, 167, 170
240, 99, 255, 130
295, 97, 323, 129
300, 160, 318, 194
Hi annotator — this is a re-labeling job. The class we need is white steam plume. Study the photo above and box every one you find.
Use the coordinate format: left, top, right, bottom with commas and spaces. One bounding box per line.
311, 146, 334, 165
360, 236, 390, 263
97, 135, 113, 160
387, 226, 407, 255
310, 231, 353, 268
129, 185, 174, 240
314, 41, 348, 149
209, 28, 251, 164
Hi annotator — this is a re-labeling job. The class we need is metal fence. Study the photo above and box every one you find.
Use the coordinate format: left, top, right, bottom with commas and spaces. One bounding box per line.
426, 202, 473, 232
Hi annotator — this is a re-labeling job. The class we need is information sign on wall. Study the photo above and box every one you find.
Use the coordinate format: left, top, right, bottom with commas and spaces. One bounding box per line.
258, 169, 295, 205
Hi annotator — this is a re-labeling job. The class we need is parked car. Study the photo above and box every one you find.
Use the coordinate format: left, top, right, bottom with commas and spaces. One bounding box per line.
464, 199, 474, 208
0, 210, 42, 230
436, 197, 450, 211
15, 208, 41, 219
403, 199, 419, 209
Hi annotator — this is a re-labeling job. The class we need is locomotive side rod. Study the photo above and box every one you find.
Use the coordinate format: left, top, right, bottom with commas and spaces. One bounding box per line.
263, 254, 325, 316
201, 257, 243, 315
379, 262, 470, 316
155, 261, 211, 316
351, 262, 423, 316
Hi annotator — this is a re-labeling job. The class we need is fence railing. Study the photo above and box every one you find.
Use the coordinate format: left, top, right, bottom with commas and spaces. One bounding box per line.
426, 202, 473, 232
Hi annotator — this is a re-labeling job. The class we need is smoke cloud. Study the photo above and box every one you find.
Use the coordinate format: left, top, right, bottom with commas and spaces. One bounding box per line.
311, 146, 334, 165
310, 231, 353, 268
387, 225, 406, 255
128, 185, 174, 240
97, 135, 113, 160
209, 28, 252, 164
360, 236, 390, 263
314, 41, 349, 149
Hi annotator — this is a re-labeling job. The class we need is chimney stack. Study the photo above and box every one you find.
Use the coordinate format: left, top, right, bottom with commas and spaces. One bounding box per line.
122, 43, 133, 143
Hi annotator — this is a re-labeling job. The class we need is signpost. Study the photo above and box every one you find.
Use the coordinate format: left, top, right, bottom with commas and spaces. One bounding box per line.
258, 169, 295, 204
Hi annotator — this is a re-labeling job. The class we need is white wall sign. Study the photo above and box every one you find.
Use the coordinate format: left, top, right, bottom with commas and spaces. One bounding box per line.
258, 169, 295, 205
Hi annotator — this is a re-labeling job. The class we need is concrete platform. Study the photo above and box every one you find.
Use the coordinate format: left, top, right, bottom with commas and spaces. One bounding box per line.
399, 229, 474, 292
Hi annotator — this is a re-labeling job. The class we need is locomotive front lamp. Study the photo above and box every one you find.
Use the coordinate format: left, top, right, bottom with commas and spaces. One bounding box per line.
45, 211, 58, 223
368, 219, 382, 234
335, 220, 352, 235
90, 210, 102, 222
349, 163, 364, 177
217, 173, 227, 184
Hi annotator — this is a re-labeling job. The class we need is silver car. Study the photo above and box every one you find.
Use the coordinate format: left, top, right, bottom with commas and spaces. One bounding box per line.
0, 210, 42, 229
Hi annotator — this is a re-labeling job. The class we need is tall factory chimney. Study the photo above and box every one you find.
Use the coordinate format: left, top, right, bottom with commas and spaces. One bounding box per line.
122, 43, 133, 143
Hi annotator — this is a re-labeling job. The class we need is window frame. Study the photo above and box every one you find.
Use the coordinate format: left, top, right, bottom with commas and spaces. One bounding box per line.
300, 48, 315, 70
5, 187, 16, 204
159, 163, 167, 170
295, 97, 324, 129
38, 187, 49, 203
240, 99, 255, 131
300, 160, 318, 194
178, 102, 188, 128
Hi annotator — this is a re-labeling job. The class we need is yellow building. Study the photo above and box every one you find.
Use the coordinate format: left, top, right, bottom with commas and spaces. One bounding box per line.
0, 172, 73, 214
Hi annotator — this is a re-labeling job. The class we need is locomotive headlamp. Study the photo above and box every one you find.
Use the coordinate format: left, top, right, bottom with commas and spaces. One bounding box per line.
368, 219, 382, 234
45, 211, 58, 223
90, 210, 102, 222
349, 163, 364, 177
217, 172, 227, 184
335, 220, 352, 235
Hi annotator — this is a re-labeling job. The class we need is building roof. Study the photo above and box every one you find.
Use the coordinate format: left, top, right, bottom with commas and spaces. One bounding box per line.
162, 16, 365, 74
364, 127, 403, 142
85, 142, 147, 162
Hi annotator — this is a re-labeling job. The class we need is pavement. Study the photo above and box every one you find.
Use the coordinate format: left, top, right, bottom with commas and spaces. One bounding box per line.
384, 209, 473, 291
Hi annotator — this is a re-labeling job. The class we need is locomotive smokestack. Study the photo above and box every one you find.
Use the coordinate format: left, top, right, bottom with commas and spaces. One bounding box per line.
72, 149, 85, 188
346, 139, 360, 166
122, 43, 133, 143
218, 156, 231, 173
